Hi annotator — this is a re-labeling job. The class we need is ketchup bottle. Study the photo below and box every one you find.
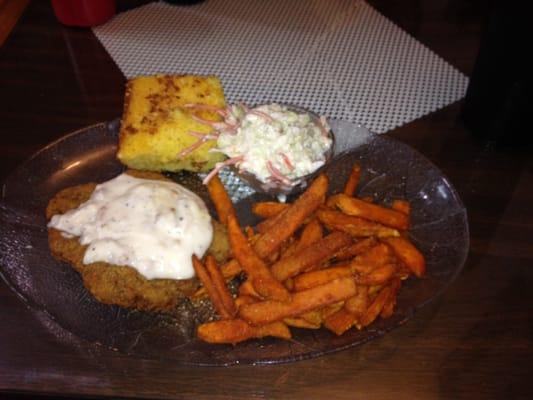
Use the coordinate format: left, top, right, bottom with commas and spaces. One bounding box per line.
51, 0, 116, 27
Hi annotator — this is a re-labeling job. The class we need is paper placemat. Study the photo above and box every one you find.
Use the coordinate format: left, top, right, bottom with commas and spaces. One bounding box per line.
93, 0, 468, 133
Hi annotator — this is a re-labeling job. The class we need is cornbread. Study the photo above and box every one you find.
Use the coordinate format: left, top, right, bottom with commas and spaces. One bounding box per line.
117, 75, 227, 172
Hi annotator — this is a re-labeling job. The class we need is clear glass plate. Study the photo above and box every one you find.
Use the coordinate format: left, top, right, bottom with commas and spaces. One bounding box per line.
0, 119, 469, 366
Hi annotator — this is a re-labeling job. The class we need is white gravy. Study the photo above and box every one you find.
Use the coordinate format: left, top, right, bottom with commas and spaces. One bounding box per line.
48, 173, 213, 280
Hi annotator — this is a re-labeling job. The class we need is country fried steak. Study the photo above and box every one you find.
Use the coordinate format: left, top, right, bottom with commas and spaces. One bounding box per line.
46, 170, 229, 311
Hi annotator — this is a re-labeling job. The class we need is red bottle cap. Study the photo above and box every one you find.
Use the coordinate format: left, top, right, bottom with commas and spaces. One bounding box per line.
51, 0, 116, 27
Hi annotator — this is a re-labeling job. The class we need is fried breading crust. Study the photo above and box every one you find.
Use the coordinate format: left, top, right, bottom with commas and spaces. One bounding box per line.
46, 170, 229, 311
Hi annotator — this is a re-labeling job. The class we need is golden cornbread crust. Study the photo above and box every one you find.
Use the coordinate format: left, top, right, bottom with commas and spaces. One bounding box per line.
46, 170, 229, 312
118, 75, 227, 173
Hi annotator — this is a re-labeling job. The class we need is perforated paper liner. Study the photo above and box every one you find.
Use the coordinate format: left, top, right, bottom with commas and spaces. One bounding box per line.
93, 0, 468, 133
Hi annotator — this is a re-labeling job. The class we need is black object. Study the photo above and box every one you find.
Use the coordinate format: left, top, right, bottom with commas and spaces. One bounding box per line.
461, 1, 531, 144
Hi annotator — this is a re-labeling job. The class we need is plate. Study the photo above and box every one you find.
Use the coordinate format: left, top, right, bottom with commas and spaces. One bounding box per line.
0, 119, 469, 366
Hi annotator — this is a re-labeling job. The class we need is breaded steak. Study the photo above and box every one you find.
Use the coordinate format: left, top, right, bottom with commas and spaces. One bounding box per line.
46, 170, 229, 312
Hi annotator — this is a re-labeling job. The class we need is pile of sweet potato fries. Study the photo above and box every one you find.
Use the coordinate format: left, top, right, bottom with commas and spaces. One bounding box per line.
192, 163, 425, 344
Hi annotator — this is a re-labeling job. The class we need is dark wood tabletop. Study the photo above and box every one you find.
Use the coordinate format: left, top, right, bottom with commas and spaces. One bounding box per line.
1, 1, 531, 399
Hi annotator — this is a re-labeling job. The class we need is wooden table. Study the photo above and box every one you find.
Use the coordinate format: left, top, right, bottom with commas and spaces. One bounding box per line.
1, 1, 531, 399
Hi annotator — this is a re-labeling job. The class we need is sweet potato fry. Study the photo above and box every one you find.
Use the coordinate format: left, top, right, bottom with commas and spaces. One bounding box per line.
293, 264, 352, 291
349, 263, 376, 277
299, 310, 324, 326
359, 286, 392, 327
271, 231, 352, 281
334, 237, 378, 261
256, 212, 314, 236
235, 295, 258, 309
295, 218, 323, 252
239, 277, 357, 325
343, 163, 361, 196
284, 277, 294, 291
244, 226, 256, 240
284, 317, 321, 329
320, 301, 345, 319
368, 284, 384, 297
280, 219, 322, 260
254, 214, 281, 234
221, 258, 242, 279
382, 236, 425, 277
350, 242, 394, 273
205, 255, 237, 318
324, 308, 357, 335
193, 258, 242, 298
326, 193, 344, 208
193, 162, 426, 345
251, 201, 289, 218
344, 285, 369, 318
227, 214, 291, 302
354, 263, 397, 285
192, 256, 233, 320
253, 174, 328, 259
332, 194, 409, 230
317, 208, 400, 238
391, 199, 411, 216
238, 279, 261, 299
380, 278, 401, 318
206, 174, 236, 225
255, 321, 292, 341
279, 237, 298, 259
197, 319, 291, 344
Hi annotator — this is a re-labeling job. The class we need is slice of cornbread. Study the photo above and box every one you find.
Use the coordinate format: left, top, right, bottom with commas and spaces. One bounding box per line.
117, 75, 227, 172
